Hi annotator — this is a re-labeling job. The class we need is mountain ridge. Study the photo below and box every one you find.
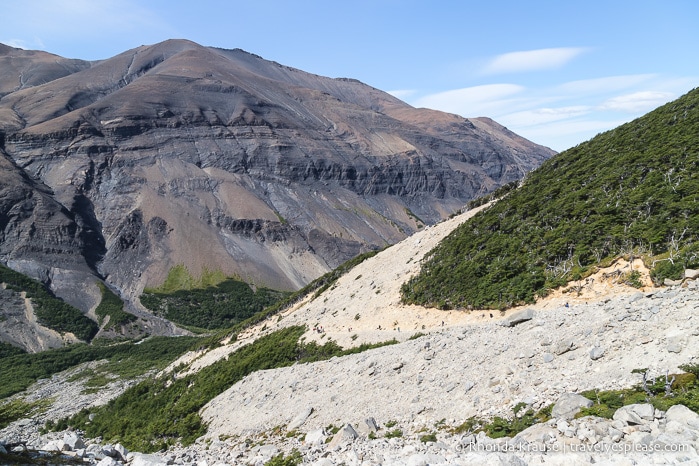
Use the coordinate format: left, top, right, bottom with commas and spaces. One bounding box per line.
0, 39, 554, 342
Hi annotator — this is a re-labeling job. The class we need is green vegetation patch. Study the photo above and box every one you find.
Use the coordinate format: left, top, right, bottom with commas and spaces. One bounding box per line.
53, 326, 397, 452
402, 88, 699, 310
0, 342, 25, 358
0, 397, 52, 430
95, 283, 137, 329
0, 264, 98, 341
140, 278, 289, 330
144, 265, 228, 294
451, 403, 552, 439
0, 336, 198, 400
195, 248, 384, 348
579, 366, 699, 418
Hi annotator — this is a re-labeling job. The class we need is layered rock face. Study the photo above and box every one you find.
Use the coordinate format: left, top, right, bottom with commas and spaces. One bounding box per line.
0, 39, 555, 315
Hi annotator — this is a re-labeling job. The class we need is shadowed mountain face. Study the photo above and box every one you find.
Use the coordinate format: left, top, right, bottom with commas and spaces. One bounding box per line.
0, 39, 555, 309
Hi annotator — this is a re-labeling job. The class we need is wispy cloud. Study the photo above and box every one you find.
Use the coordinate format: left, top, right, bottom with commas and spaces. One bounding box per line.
599, 91, 675, 113
558, 74, 657, 94
482, 47, 589, 75
388, 89, 418, 100
500, 106, 592, 128
412, 84, 525, 117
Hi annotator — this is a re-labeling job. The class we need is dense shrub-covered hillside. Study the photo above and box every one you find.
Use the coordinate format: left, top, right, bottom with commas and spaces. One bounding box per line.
402, 88, 699, 310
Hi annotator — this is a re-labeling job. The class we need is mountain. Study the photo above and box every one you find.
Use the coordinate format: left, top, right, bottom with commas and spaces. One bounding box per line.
401, 87, 699, 310
2, 77, 699, 465
0, 39, 554, 329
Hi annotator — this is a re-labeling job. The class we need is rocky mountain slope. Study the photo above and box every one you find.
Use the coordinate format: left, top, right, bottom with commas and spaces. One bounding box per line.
0, 39, 554, 334
2, 205, 699, 465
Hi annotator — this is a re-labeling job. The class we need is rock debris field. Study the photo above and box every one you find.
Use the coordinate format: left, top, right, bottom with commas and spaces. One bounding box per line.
3, 206, 699, 465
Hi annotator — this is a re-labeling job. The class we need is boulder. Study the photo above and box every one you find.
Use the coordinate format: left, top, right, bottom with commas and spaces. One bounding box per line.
553, 339, 576, 355
288, 406, 313, 430
613, 405, 645, 425
551, 393, 594, 420
327, 423, 358, 449
630, 403, 656, 421
666, 404, 699, 429
114, 443, 129, 461
589, 347, 605, 360
667, 336, 684, 353
130, 452, 170, 466
96, 458, 120, 466
305, 428, 327, 446
500, 308, 535, 327
406, 453, 447, 466
63, 432, 85, 451
685, 269, 699, 280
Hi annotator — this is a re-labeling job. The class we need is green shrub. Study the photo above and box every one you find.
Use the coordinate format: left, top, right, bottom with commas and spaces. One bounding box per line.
95, 283, 137, 329
0, 336, 198, 400
53, 327, 396, 452
402, 88, 699, 310
140, 278, 288, 330
0, 264, 98, 341
266, 449, 302, 466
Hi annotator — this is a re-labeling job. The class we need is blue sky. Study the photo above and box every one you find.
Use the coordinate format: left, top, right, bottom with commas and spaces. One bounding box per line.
1, 0, 697, 151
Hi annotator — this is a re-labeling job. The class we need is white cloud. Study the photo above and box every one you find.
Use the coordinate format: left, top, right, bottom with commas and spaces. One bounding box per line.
558, 74, 657, 94
599, 91, 675, 113
482, 47, 588, 75
412, 84, 525, 117
388, 89, 417, 100
499, 106, 592, 128
515, 118, 633, 152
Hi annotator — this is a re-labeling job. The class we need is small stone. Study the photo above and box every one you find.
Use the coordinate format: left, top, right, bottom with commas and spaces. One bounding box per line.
551, 393, 594, 420
667, 336, 684, 353
543, 353, 554, 363
500, 308, 535, 327
288, 406, 313, 430
589, 347, 605, 360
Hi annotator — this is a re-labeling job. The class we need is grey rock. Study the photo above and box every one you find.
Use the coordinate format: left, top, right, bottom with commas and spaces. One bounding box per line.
256, 444, 279, 458
685, 269, 699, 280
553, 339, 576, 355
667, 336, 684, 353
630, 403, 656, 421
406, 453, 446, 466
327, 423, 358, 449
114, 443, 129, 461
96, 458, 120, 466
500, 308, 535, 327
0, 445, 6, 455
63, 432, 85, 451
311, 459, 335, 466
305, 428, 327, 445
542, 353, 554, 363
288, 406, 314, 430
613, 405, 645, 425
665, 278, 683, 286
666, 404, 699, 429
130, 453, 170, 466
363, 417, 379, 432
551, 393, 594, 420
589, 346, 605, 360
